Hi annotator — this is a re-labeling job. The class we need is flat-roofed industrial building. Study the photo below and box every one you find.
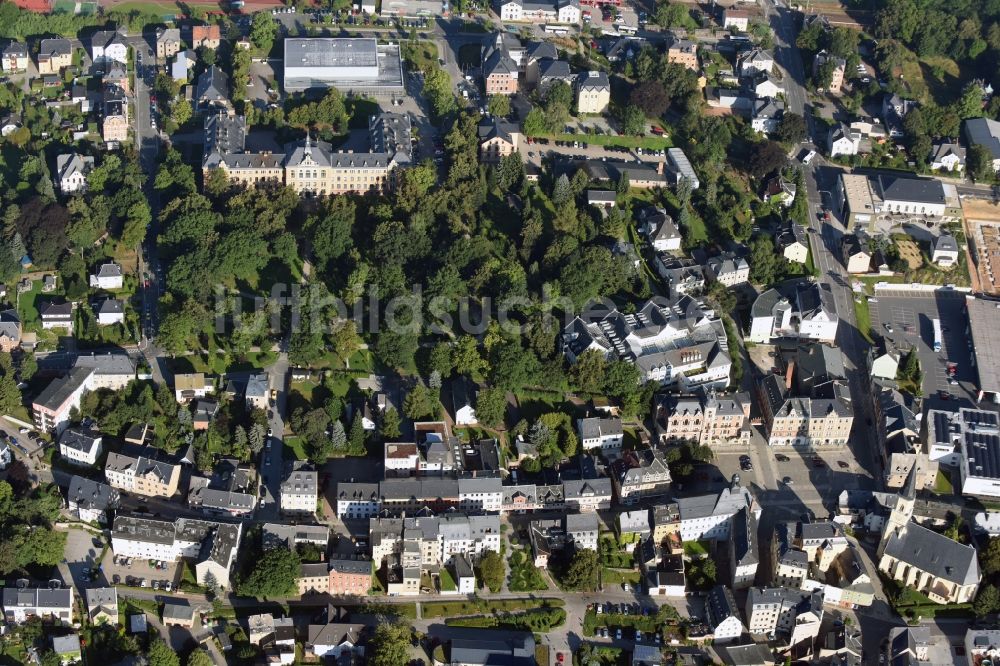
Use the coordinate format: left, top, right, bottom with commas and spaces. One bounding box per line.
283, 38, 404, 95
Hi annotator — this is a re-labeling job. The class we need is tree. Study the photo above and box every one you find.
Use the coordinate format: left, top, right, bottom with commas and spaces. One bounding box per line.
748, 236, 781, 286
237, 548, 300, 597
562, 549, 600, 591
981, 536, 1000, 575
250, 11, 278, 53
968, 144, 995, 182
148, 638, 180, 666
749, 141, 788, 179
478, 550, 505, 592
404, 383, 438, 420
522, 107, 547, 136
248, 423, 266, 453
475, 388, 507, 429
654, 0, 694, 28
552, 174, 572, 205
875, 0, 920, 42
347, 414, 367, 455
329, 420, 347, 450
776, 113, 807, 144
452, 336, 484, 377
974, 584, 1000, 617
423, 65, 457, 117
487, 94, 511, 117
828, 27, 860, 58
0, 374, 21, 414
186, 650, 213, 666
629, 80, 669, 117
570, 349, 608, 393
620, 104, 646, 136
369, 622, 411, 666
379, 407, 401, 440
957, 83, 985, 120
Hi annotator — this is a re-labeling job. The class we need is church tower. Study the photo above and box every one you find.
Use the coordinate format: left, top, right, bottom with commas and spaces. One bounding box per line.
877, 464, 916, 558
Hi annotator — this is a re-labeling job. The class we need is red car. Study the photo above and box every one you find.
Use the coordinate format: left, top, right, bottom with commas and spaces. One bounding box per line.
556, 654, 564, 663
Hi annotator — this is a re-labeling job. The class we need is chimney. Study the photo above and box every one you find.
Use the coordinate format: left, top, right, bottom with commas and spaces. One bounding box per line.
784, 360, 795, 390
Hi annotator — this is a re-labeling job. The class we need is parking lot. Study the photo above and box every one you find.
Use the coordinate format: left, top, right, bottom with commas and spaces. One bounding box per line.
868, 288, 976, 400
99, 550, 181, 593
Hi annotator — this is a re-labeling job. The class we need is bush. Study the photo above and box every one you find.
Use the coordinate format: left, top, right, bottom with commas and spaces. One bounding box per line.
445, 608, 566, 632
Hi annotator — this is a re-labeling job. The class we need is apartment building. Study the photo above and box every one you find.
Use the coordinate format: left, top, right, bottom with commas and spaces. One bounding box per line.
58, 428, 103, 466
33, 367, 95, 434
329, 558, 373, 595
612, 449, 672, 505
666, 37, 698, 70
654, 391, 751, 446
796, 521, 849, 571
563, 478, 613, 512
757, 373, 853, 448
577, 416, 624, 452
562, 295, 731, 390
576, 70, 610, 113
112, 514, 242, 588
750, 282, 839, 344
37, 38, 72, 75
67, 475, 119, 524
368, 514, 501, 570
745, 587, 824, 640
281, 463, 318, 514
730, 507, 759, 589
2, 586, 74, 624
457, 477, 503, 513
478, 117, 521, 164
676, 477, 757, 542
482, 32, 520, 95
105, 450, 181, 498
336, 482, 380, 520
299, 563, 330, 595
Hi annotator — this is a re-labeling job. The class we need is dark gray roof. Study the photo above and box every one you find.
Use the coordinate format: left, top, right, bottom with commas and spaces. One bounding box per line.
68, 475, 117, 512
59, 427, 101, 453
965, 117, 1000, 160
2, 587, 72, 610
875, 174, 946, 205
195, 65, 230, 101
883, 522, 980, 586
732, 506, 758, 568
706, 584, 741, 625
40, 301, 73, 318
39, 38, 71, 58
329, 558, 372, 575
34, 367, 93, 410
445, 627, 536, 666
97, 299, 124, 315
307, 622, 365, 648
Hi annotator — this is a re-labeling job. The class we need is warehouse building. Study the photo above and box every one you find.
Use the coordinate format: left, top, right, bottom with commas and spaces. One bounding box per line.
283, 38, 404, 95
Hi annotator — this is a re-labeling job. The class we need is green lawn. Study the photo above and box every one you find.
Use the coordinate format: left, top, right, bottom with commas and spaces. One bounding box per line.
682, 540, 711, 559
934, 469, 953, 495
508, 550, 548, 592
401, 40, 439, 73
422, 598, 562, 619
283, 436, 308, 461
16, 280, 46, 330
853, 296, 873, 344
602, 568, 642, 586
439, 568, 456, 592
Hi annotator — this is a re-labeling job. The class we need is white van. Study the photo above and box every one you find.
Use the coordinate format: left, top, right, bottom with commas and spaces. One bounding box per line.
802, 150, 817, 165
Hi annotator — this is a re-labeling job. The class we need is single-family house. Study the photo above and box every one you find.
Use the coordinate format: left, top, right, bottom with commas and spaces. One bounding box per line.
931, 234, 959, 267
96, 299, 125, 326
929, 142, 966, 172
56, 154, 94, 195
89, 262, 123, 290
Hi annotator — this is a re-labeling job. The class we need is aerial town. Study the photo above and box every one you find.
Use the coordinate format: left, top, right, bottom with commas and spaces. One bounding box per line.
1, 0, 1000, 663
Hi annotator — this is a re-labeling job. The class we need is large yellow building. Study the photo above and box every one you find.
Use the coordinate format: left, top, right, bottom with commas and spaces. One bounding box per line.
202, 110, 412, 196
